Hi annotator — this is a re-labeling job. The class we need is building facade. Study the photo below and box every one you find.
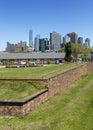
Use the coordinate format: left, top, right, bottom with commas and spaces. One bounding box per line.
67, 32, 78, 43
6, 41, 27, 52
78, 37, 83, 44
85, 38, 90, 48
50, 32, 61, 51
34, 35, 40, 51
29, 29, 34, 50
39, 38, 49, 52
0, 52, 65, 65
63, 35, 71, 44
15, 41, 27, 52
6, 42, 15, 52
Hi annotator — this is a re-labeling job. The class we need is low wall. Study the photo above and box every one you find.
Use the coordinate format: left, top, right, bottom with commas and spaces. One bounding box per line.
0, 89, 48, 116
47, 63, 89, 97
0, 63, 93, 116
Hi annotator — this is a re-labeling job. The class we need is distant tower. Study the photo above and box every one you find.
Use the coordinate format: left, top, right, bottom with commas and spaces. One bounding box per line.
39, 38, 49, 52
63, 35, 71, 44
50, 32, 61, 51
85, 38, 90, 48
67, 32, 78, 43
34, 35, 40, 51
78, 37, 83, 44
29, 29, 34, 51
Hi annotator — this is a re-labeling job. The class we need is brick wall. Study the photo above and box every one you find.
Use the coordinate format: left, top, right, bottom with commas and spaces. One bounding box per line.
47, 64, 88, 98
0, 63, 93, 116
0, 89, 48, 116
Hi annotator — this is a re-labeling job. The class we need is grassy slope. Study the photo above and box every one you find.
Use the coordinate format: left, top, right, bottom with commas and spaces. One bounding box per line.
0, 63, 85, 79
0, 72, 93, 130
0, 81, 45, 100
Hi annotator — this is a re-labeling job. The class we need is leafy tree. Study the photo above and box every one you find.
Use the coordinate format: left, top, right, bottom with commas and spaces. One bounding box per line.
71, 43, 82, 61
82, 46, 90, 55
64, 42, 91, 62
81, 47, 90, 61
60, 47, 65, 52
71, 43, 90, 62
65, 42, 72, 62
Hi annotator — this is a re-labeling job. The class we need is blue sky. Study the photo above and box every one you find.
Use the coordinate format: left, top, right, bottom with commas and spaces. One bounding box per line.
0, 0, 93, 51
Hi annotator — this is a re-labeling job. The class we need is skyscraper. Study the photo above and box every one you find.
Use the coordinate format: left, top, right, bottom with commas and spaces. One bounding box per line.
67, 32, 78, 43
50, 32, 61, 51
78, 37, 83, 44
34, 35, 40, 51
85, 38, 90, 48
29, 29, 34, 50
6, 42, 15, 52
63, 35, 71, 44
39, 38, 49, 52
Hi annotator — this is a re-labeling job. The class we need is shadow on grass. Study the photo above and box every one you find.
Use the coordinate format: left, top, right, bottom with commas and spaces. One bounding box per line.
91, 101, 93, 107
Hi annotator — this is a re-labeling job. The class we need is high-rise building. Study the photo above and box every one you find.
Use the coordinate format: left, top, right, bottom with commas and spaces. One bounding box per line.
85, 38, 90, 48
34, 35, 40, 51
39, 38, 49, 52
6, 41, 27, 52
6, 42, 15, 52
50, 32, 61, 51
67, 32, 78, 43
78, 37, 83, 44
63, 35, 71, 44
15, 41, 27, 52
45, 38, 49, 50
29, 29, 34, 50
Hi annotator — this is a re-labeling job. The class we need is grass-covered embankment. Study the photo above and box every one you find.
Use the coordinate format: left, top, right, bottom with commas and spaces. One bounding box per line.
0, 62, 85, 79
0, 72, 93, 130
0, 81, 45, 100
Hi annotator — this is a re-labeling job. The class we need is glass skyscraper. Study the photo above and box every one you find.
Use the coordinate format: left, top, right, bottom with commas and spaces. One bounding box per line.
85, 38, 90, 48
34, 35, 40, 51
67, 32, 78, 43
29, 29, 33, 47
63, 35, 71, 44
78, 37, 83, 44
39, 38, 49, 52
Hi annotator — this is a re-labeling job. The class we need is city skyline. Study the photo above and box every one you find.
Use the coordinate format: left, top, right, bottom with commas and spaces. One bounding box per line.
0, 0, 93, 51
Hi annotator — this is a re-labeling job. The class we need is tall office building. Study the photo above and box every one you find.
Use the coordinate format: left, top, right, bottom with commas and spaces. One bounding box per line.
15, 41, 27, 52
67, 32, 78, 43
63, 35, 71, 44
29, 29, 34, 50
6, 42, 15, 52
45, 38, 49, 50
39, 38, 49, 52
50, 32, 61, 51
78, 37, 83, 44
34, 35, 40, 51
85, 38, 90, 48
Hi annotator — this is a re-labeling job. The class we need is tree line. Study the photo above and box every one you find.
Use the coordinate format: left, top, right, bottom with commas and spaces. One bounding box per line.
61, 42, 91, 62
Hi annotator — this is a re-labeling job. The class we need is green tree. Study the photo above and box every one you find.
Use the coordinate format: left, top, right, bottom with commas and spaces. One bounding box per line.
71, 43, 90, 62
71, 43, 82, 61
81, 47, 90, 61
60, 47, 65, 52
65, 42, 72, 62
64, 42, 91, 62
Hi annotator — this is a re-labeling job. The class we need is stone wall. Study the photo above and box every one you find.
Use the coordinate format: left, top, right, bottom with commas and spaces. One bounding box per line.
47, 64, 88, 98
0, 89, 48, 116
0, 63, 93, 116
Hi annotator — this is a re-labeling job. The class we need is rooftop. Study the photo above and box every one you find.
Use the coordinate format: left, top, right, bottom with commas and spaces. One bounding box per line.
0, 52, 65, 60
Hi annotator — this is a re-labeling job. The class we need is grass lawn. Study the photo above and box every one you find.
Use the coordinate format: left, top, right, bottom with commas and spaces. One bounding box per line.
0, 72, 93, 130
0, 81, 45, 100
0, 62, 85, 79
